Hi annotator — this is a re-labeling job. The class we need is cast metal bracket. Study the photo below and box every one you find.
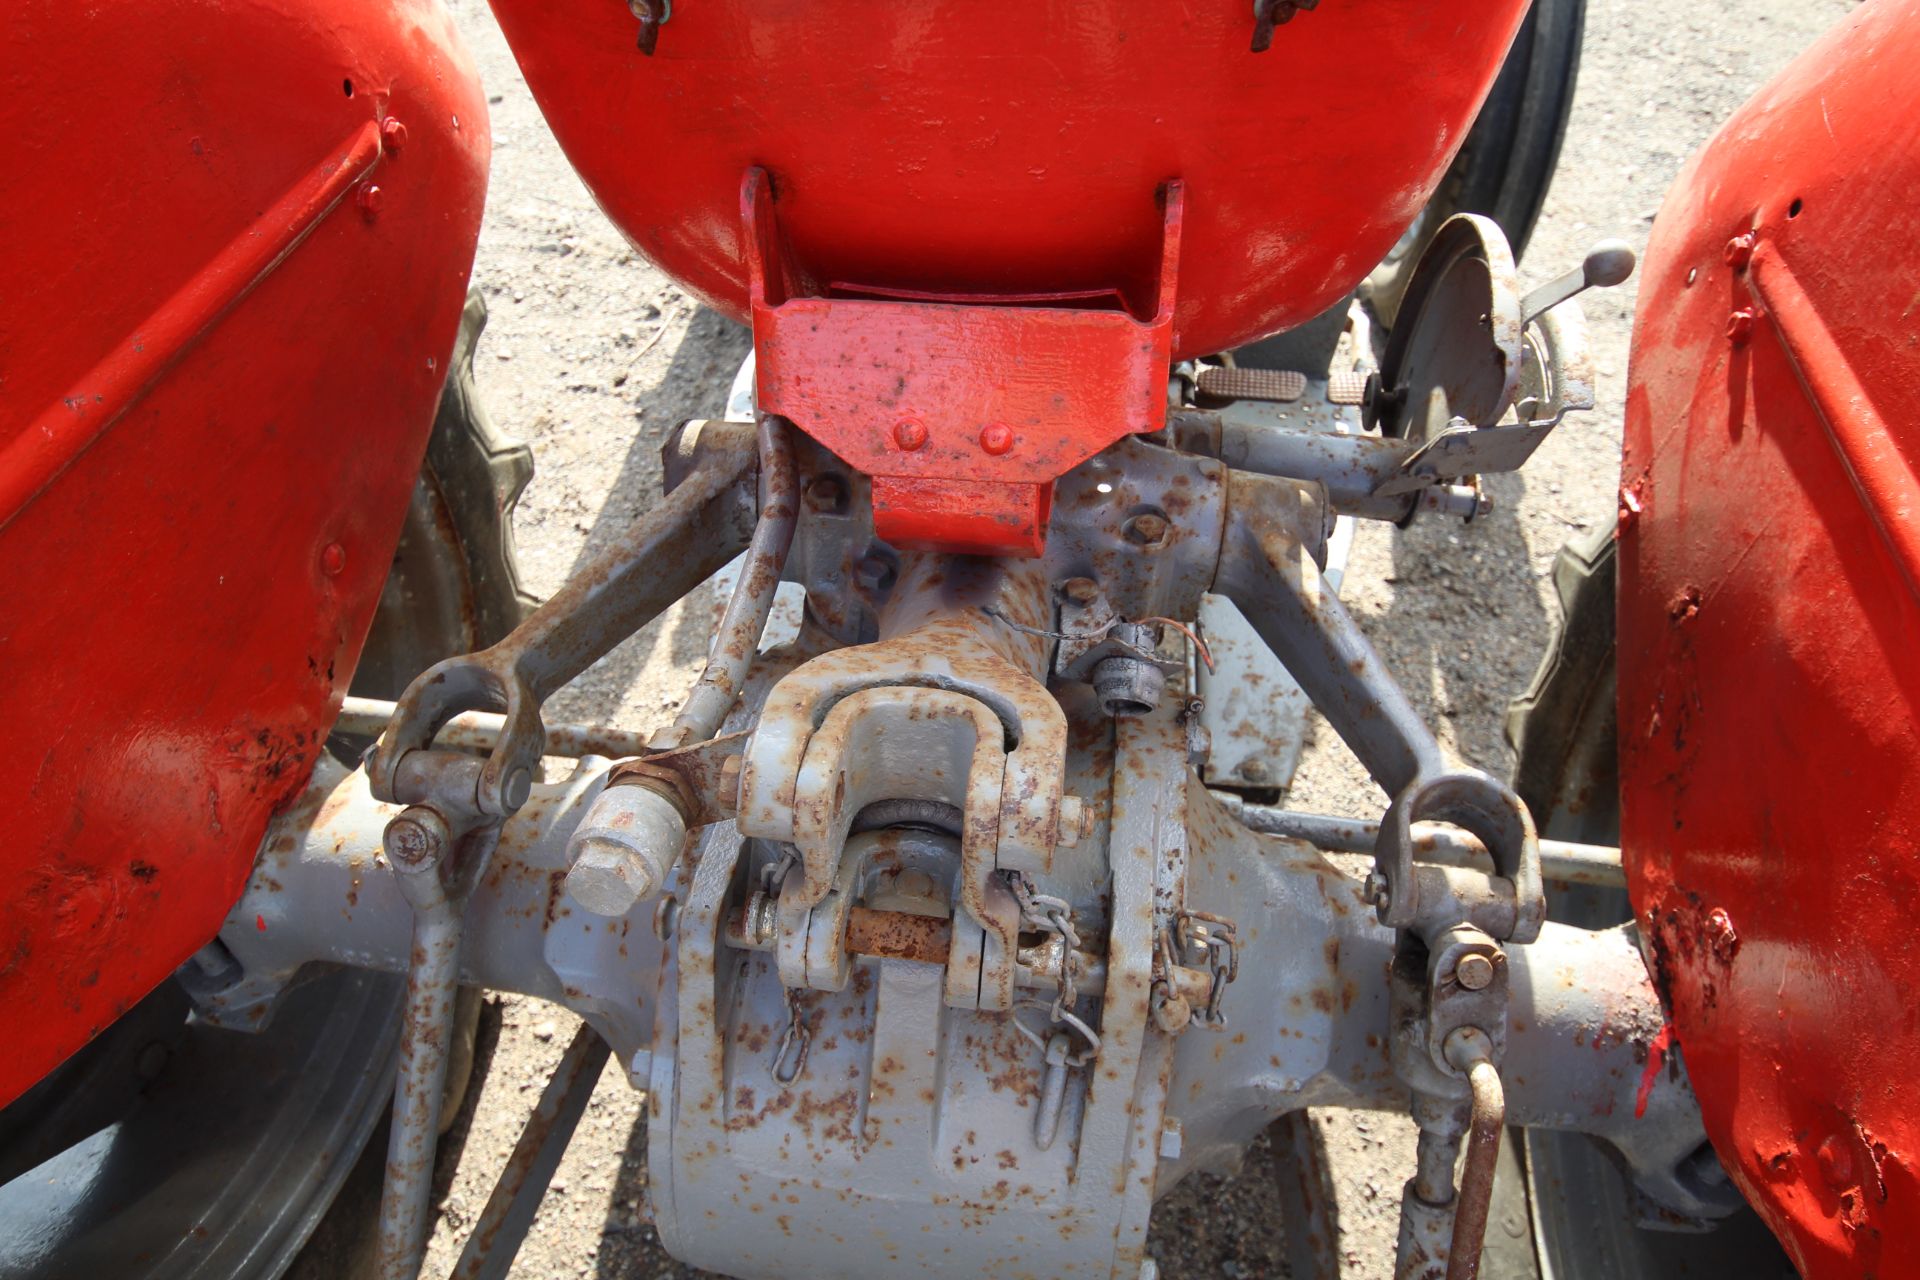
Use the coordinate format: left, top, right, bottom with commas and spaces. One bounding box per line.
744, 166, 1184, 556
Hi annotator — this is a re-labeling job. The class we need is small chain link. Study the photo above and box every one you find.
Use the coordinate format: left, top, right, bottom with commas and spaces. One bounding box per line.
1003, 870, 1100, 1066
763, 845, 811, 1081
1177, 910, 1239, 1027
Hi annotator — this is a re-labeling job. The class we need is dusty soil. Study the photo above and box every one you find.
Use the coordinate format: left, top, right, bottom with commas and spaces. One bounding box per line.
419, 2, 1857, 1276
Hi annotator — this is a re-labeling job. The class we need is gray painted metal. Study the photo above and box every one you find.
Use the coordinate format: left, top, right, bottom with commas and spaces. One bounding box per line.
1212, 466, 1545, 942
654, 416, 798, 750
201, 276, 1680, 1273
213, 749, 1713, 1273
335, 696, 649, 759
1194, 374, 1359, 795
1219, 798, 1625, 888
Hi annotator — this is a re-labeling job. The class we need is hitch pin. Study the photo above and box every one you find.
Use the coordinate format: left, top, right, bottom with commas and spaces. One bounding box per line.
1034, 1032, 1073, 1151
1520, 239, 1636, 327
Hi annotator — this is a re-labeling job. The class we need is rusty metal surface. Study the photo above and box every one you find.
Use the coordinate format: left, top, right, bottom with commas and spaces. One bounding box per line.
643, 702, 1188, 1278
654, 415, 799, 749
1221, 799, 1625, 889
335, 696, 650, 759
1186, 371, 1363, 795
736, 554, 1072, 1011
209, 755, 664, 1082
368, 418, 759, 822
1211, 465, 1544, 943
843, 906, 954, 967
1447, 1052, 1505, 1280
376, 885, 467, 1278
211, 707, 1718, 1278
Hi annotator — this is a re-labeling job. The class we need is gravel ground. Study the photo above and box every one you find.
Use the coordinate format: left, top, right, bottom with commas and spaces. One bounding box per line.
418, 3, 1856, 1276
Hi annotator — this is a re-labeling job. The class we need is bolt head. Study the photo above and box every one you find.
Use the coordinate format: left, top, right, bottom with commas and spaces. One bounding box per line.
803, 474, 847, 512
894, 869, 936, 901
320, 541, 347, 576
380, 116, 408, 151
979, 422, 1015, 455
504, 767, 533, 810
1455, 952, 1497, 991
892, 418, 928, 451
566, 836, 657, 916
1724, 232, 1755, 270
356, 183, 384, 216
1362, 871, 1390, 908
383, 807, 450, 871
1059, 577, 1099, 604
854, 554, 895, 594
1123, 511, 1170, 547
1726, 309, 1755, 345
135, 1040, 171, 1081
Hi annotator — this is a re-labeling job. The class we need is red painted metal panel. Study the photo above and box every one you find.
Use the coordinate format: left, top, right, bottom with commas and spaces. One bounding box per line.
748, 170, 1182, 555
485, 0, 1531, 363
1618, 1, 1920, 1273
0, 0, 489, 1105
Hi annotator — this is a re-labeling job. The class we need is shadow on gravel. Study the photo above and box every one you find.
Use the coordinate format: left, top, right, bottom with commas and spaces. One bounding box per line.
596, 1108, 703, 1279
545, 307, 752, 728
1372, 469, 1552, 773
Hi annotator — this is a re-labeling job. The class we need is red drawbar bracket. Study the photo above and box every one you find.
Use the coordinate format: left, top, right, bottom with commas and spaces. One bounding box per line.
744, 167, 1183, 557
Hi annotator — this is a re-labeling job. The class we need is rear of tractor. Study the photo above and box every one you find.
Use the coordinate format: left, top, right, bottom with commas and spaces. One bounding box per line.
1, 2, 1914, 1278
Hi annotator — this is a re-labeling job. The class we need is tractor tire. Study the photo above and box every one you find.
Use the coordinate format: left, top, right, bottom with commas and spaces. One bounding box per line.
1363, 0, 1585, 329
1233, 0, 1583, 375
0, 290, 532, 1280
1499, 524, 1793, 1279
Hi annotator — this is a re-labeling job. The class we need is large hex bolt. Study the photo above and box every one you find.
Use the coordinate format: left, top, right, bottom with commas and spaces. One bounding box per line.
564, 777, 690, 916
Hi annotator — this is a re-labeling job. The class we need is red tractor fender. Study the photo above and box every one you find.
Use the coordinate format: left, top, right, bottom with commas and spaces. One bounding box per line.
0, 0, 489, 1105
1619, 0, 1920, 1272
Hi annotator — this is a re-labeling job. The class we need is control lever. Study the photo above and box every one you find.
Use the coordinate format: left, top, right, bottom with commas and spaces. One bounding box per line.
1520, 239, 1636, 326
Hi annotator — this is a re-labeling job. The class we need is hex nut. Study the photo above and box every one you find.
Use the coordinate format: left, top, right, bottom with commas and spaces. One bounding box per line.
1059, 577, 1099, 604
1123, 510, 1171, 547
804, 474, 847, 513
